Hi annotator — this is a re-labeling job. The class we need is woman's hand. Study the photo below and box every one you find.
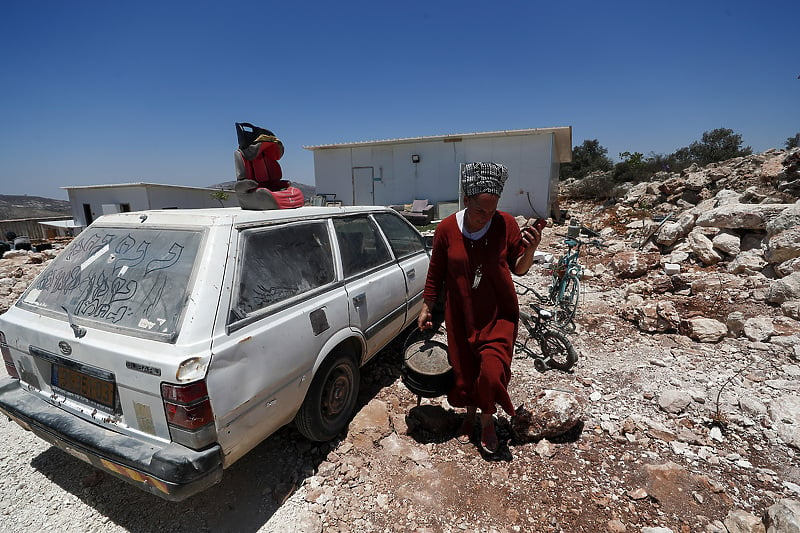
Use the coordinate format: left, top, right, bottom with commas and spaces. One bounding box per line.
417, 301, 433, 330
514, 223, 543, 275
521, 224, 542, 253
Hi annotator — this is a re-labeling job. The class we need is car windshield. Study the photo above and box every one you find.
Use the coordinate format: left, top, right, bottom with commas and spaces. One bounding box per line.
17, 226, 203, 341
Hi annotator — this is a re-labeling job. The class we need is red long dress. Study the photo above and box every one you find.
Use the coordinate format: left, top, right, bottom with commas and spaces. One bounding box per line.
423, 211, 524, 416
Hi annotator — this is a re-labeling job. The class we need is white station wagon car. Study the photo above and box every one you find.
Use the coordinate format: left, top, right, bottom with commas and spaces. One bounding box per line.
0, 205, 429, 500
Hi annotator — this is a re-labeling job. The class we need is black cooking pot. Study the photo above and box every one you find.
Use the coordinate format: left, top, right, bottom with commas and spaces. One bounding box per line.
401, 330, 454, 398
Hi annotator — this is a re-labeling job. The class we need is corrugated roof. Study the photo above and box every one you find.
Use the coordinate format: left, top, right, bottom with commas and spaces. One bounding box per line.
303, 126, 573, 162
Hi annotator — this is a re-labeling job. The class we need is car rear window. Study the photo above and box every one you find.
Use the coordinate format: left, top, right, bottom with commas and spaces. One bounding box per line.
18, 226, 203, 341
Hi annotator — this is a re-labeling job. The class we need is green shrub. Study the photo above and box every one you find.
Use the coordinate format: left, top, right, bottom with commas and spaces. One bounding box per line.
565, 173, 626, 201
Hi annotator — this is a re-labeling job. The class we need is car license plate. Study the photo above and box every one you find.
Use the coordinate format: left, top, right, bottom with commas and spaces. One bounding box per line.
52, 364, 116, 410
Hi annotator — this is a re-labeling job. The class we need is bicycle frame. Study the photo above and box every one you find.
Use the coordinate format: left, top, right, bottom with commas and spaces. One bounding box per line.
549, 238, 583, 303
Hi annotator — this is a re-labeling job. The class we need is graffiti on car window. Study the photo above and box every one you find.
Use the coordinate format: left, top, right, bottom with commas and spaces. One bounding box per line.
27, 229, 200, 331
145, 243, 184, 275
253, 284, 301, 308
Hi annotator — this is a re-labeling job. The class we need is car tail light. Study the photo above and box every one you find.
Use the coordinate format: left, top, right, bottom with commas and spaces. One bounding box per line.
161, 381, 216, 449
0, 331, 19, 379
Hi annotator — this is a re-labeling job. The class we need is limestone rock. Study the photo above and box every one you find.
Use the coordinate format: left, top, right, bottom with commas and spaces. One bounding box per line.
743, 316, 776, 342
728, 250, 768, 275
696, 203, 792, 230
768, 395, 800, 449
609, 250, 661, 279
767, 272, 800, 305
658, 389, 692, 414
782, 301, 800, 320
630, 300, 681, 333
727, 311, 746, 337
776, 257, 800, 278
723, 508, 766, 533
765, 498, 800, 533
765, 200, 800, 235
687, 229, 722, 265
681, 317, 727, 343
510, 388, 584, 442
712, 231, 741, 256
766, 226, 800, 264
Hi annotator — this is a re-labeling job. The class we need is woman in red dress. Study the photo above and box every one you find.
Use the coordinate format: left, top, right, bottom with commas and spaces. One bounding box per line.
417, 162, 541, 453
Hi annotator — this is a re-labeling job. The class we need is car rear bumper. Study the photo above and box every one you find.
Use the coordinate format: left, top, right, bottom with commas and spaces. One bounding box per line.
0, 377, 223, 501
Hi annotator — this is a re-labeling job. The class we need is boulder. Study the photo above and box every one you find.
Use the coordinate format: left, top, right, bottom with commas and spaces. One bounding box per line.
654, 212, 697, 246
769, 396, 800, 449
776, 258, 800, 278
712, 231, 741, 256
765, 200, 800, 235
510, 388, 584, 442
724, 509, 766, 533
728, 250, 768, 275
630, 300, 681, 333
681, 317, 728, 343
696, 203, 792, 230
711, 189, 742, 206
782, 301, 800, 321
687, 229, 722, 265
767, 272, 800, 305
609, 250, 661, 279
685, 171, 711, 191
765, 499, 800, 533
727, 311, 746, 337
765, 226, 800, 264
743, 316, 776, 342
658, 389, 693, 414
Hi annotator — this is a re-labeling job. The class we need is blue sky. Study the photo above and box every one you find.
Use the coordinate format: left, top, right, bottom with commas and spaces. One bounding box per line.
1, 0, 797, 200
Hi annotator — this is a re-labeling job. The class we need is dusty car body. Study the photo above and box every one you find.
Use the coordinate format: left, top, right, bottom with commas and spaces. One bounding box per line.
0, 205, 429, 500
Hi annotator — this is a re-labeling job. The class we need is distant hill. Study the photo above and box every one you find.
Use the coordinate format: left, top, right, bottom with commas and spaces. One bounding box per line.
0, 195, 71, 220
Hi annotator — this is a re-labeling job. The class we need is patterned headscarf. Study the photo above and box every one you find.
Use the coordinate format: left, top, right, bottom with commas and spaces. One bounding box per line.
461, 162, 508, 197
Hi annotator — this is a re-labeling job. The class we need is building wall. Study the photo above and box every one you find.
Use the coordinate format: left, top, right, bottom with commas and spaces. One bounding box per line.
68, 185, 238, 227
312, 132, 559, 217
0, 217, 73, 241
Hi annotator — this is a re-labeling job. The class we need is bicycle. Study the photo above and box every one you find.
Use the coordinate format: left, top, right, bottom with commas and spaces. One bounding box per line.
514, 281, 578, 372
545, 232, 605, 330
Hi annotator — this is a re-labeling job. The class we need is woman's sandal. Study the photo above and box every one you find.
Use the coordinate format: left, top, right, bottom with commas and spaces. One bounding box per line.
457, 417, 475, 444
480, 422, 499, 454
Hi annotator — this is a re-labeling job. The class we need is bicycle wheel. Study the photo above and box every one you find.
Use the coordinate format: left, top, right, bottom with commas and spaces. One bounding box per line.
554, 274, 580, 327
539, 329, 578, 371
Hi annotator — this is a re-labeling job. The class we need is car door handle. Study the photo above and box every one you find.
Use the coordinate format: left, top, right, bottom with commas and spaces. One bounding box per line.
352, 293, 366, 307
407, 268, 416, 279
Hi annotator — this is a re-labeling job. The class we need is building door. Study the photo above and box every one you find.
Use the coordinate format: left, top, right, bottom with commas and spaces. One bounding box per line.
352, 167, 374, 206
83, 204, 93, 226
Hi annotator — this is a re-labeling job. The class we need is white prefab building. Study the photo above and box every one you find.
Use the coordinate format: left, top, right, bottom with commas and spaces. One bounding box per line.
304, 127, 572, 219
64, 183, 239, 228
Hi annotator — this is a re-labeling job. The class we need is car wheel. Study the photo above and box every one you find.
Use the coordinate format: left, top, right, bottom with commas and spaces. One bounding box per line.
295, 352, 360, 442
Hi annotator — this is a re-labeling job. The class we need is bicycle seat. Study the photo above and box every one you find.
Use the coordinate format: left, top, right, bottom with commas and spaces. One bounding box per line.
528, 302, 552, 318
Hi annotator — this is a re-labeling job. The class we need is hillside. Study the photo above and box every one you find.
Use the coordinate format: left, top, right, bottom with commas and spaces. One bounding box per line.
0, 195, 71, 220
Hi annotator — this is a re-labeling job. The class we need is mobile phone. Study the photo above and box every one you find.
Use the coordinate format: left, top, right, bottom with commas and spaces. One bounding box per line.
533, 218, 547, 231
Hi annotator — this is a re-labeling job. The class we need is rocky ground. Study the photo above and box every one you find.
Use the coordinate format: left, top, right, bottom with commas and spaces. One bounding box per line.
1, 149, 800, 532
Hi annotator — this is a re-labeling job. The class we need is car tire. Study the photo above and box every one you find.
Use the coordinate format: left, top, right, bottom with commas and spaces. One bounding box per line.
295, 352, 360, 442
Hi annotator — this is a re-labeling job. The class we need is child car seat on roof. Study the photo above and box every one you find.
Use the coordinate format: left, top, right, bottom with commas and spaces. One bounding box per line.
234, 122, 304, 210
